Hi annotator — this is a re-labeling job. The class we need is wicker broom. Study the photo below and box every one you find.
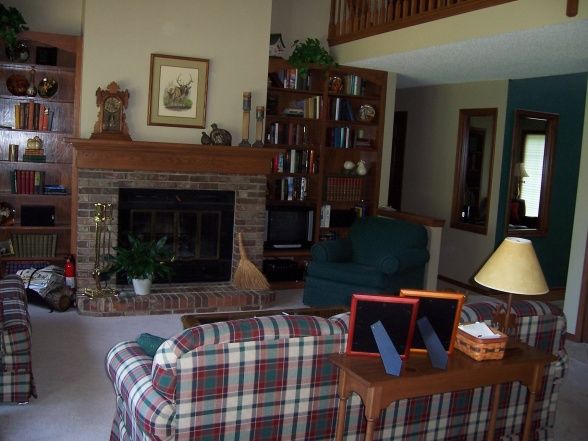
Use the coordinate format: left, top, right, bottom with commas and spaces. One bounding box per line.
234, 232, 270, 290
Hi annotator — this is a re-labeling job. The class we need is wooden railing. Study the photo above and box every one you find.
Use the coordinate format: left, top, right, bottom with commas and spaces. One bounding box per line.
328, 0, 517, 46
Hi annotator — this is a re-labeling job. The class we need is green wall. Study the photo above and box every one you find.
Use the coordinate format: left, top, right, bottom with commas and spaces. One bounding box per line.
496, 73, 587, 286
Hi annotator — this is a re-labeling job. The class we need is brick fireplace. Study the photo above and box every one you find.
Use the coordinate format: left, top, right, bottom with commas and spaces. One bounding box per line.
70, 139, 280, 316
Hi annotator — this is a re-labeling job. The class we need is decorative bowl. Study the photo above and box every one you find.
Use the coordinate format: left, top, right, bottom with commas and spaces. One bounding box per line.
38, 77, 59, 98
6, 74, 30, 96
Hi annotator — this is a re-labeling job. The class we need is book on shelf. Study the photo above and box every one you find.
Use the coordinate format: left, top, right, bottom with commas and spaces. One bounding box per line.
326, 176, 363, 202
273, 176, 309, 201
271, 149, 317, 174
10, 170, 46, 194
14, 101, 54, 131
331, 97, 355, 121
43, 184, 67, 195
320, 204, 331, 228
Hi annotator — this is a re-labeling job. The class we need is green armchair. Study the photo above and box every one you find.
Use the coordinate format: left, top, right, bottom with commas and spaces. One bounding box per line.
303, 216, 430, 306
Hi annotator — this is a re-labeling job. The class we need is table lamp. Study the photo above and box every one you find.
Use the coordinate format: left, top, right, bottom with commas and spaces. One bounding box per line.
474, 237, 548, 335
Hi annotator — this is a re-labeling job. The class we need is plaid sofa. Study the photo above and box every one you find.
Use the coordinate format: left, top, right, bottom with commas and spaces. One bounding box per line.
106, 299, 567, 441
0, 274, 36, 403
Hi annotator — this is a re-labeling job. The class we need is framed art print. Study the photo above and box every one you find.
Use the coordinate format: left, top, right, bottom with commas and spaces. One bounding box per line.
399, 290, 465, 354
346, 293, 419, 359
148, 54, 209, 128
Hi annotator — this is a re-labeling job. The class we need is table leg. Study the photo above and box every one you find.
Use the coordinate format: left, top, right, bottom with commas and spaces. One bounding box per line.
522, 364, 543, 441
486, 384, 501, 441
335, 395, 348, 441
364, 418, 376, 441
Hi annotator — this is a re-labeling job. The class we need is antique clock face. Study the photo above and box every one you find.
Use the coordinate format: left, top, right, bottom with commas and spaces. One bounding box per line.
91, 81, 131, 140
102, 96, 122, 131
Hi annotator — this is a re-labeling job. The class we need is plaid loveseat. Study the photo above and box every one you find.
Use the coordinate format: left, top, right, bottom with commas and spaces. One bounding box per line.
0, 274, 36, 403
106, 299, 567, 441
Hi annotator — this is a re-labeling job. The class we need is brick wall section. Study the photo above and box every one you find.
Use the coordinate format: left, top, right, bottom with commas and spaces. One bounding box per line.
76, 169, 267, 291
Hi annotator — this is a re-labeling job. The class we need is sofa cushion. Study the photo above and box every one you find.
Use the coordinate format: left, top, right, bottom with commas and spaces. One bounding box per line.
151, 315, 348, 401
136, 333, 166, 357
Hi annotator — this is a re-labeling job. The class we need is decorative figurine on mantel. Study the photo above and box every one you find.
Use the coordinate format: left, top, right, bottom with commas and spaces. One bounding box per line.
201, 123, 232, 146
91, 81, 131, 140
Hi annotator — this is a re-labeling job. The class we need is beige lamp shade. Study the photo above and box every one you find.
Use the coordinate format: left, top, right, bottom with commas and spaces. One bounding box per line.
514, 162, 529, 178
474, 237, 548, 295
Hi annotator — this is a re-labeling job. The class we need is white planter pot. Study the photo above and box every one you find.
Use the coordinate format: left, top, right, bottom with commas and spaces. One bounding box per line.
132, 278, 152, 295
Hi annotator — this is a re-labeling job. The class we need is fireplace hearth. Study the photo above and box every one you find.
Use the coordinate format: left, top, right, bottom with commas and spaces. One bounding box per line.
69, 139, 279, 316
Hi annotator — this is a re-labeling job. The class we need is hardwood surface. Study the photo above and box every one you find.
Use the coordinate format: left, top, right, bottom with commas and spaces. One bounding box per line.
330, 343, 555, 441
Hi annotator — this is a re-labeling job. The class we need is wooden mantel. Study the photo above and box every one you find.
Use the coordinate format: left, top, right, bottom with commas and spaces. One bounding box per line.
68, 138, 280, 175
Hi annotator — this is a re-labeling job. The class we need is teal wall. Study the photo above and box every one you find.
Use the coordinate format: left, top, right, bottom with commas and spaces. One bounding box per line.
496, 73, 587, 287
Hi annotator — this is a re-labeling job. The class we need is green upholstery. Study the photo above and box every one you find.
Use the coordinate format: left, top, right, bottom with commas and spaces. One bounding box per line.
303, 216, 429, 306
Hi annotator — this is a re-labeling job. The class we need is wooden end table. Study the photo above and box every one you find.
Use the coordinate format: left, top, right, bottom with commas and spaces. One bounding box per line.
330, 343, 555, 441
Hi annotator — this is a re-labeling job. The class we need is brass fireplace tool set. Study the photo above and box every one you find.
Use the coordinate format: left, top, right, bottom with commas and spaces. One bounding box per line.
84, 203, 118, 299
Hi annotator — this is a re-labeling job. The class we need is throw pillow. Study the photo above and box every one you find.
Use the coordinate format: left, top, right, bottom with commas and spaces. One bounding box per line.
136, 333, 167, 357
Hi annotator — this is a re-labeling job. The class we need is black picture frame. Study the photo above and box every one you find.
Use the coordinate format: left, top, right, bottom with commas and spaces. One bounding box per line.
346, 293, 419, 360
35, 47, 58, 66
399, 289, 465, 354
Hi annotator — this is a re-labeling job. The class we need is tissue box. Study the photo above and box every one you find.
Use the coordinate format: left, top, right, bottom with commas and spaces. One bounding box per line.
455, 326, 507, 361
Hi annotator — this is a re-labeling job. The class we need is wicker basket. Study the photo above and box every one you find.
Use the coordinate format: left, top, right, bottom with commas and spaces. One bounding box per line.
455, 327, 507, 361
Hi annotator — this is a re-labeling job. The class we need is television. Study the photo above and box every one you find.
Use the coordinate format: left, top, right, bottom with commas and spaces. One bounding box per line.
264, 206, 314, 249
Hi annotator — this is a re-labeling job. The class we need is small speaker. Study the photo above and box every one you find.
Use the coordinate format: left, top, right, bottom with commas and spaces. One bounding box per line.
21, 205, 55, 226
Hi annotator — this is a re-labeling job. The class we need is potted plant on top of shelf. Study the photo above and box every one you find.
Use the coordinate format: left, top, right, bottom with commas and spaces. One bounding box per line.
288, 37, 337, 78
0, 4, 29, 61
110, 234, 174, 295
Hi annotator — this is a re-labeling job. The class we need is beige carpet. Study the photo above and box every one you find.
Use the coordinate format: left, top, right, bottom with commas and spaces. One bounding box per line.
0, 290, 586, 441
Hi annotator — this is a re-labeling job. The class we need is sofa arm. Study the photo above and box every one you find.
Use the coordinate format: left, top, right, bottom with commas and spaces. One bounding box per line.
106, 341, 175, 440
311, 238, 353, 262
378, 248, 430, 274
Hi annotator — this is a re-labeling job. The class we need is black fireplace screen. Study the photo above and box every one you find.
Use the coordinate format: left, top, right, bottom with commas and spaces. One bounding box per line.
117, 188, 235, 284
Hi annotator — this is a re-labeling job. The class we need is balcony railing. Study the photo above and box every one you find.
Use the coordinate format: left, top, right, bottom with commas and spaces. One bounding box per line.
328, 0, 517, 46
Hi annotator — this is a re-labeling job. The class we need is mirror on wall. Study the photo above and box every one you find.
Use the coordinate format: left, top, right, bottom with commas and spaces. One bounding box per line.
506, 109, 558, 237
451, 108, 497, 234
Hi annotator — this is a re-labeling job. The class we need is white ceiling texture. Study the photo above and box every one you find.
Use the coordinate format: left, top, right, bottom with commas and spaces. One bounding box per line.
349, 19, 588, 88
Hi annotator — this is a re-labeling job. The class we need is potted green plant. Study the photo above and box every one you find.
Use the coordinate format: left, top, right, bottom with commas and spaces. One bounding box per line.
111, 234, 174, 295
0, 4, 29, 61
288, 37, 337, 78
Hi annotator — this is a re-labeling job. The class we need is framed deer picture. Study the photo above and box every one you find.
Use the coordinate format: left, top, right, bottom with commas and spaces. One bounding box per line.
148, 54, 209, 128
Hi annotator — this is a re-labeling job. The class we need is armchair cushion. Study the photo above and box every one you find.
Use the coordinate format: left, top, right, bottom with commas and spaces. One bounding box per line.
307, 262, 391, 289
311, 237, 352, 262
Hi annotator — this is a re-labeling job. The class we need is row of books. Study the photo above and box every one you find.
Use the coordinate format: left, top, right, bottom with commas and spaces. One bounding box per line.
13, 101, 55, 131
10, 170, 46, 194
266, 122, 312, 146
330, 97, 355, 121
268, 68, 314, 91
329, 127, 373, 149
11, 233, 57, 258
326, 176, 363, 202
341, 74, 366, 96
271, 149, 318, 174
272, 176, 309, 201
282, 96, 322, 119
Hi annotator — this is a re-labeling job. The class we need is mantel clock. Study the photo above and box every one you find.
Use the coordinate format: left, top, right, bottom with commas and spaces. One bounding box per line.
91, 81, 131, 140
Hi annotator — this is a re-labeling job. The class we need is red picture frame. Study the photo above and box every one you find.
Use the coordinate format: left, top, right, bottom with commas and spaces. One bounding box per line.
346, 293, 419, 359
399, 289, 465, 354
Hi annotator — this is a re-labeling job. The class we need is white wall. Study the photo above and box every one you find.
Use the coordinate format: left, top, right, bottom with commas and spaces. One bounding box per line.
3, 0, 83, 35
80, 0, 272, 142
271, 0, 330, 57
396, 81, 508, 282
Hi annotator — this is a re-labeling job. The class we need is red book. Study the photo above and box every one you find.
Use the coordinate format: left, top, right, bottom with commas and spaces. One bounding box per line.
27, 101, 35, 130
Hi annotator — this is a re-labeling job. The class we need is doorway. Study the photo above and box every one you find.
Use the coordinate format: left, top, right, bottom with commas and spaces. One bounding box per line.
388, 111, 407, 209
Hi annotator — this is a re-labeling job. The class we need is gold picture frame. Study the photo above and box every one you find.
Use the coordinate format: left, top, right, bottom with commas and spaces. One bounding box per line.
147, 53, 209, 128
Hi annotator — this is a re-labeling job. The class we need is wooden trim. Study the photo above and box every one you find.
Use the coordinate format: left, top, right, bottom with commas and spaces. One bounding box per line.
329, 0, 517, 46
574, 233, 588, 342
377, 207, 445, 227
67, 138, 281, 175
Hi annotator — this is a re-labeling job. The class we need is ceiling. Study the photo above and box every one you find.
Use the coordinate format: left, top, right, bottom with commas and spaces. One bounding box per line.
348, 19, 588, 88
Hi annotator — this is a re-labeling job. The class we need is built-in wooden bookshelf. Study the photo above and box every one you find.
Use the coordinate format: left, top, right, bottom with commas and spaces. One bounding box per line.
263, 57, 387, 286
0, 32, 81, 275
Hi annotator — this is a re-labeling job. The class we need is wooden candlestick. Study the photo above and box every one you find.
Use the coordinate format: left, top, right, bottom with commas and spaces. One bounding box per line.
252, 105, 265, 147
239, 92, 252, 147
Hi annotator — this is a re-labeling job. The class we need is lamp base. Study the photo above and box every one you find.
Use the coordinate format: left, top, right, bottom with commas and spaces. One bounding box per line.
491, 306, 518, 336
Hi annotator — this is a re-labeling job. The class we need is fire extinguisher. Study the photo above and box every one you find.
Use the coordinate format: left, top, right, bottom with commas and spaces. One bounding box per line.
65, 254, 76, 290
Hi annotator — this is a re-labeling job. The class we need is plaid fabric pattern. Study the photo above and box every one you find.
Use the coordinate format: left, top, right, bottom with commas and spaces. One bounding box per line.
0, 275, 36, 403
107, 302, 566, 441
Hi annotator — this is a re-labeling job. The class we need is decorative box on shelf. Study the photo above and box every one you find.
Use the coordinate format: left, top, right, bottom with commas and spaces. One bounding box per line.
454, 326, 507, 361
